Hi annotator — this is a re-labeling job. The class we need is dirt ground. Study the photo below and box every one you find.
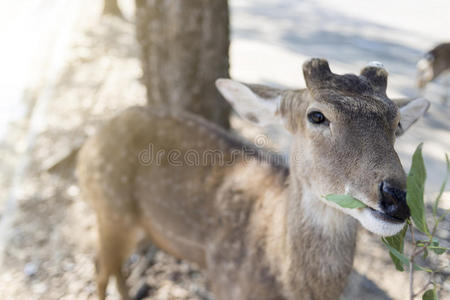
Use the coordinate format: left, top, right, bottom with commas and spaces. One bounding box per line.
0, 9, 448, 300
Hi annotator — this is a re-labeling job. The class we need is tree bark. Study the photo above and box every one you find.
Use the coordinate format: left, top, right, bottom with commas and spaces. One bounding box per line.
103, 0, 122, 17
136, 0, 231, 128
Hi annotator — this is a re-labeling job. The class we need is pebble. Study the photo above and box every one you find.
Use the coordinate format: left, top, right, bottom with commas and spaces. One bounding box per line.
32, 282, 48, 294
24, 262, 38, 277
66, 185, 79, 197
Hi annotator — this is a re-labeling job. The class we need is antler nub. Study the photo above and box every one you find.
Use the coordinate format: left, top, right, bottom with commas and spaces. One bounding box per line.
360, 62, 389, 96
302, 58, 334, 89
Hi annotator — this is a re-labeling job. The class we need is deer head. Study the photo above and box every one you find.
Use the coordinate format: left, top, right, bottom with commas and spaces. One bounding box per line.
417, 43, 450, 88
216, 58, 430, 236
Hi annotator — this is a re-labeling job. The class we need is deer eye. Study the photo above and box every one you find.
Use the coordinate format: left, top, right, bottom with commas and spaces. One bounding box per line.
395, 121, 404, 136
308, 111, 327, 125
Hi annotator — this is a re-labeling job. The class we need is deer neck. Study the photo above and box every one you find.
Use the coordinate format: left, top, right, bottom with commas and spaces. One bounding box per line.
289, 174, 357, 236
263, 169, 358, 297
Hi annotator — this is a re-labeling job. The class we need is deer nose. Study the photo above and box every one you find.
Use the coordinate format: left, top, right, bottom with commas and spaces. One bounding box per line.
379, 181, 410, 221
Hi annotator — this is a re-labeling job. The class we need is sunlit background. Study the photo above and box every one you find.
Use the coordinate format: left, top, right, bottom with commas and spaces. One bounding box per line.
0, 0, 448, 299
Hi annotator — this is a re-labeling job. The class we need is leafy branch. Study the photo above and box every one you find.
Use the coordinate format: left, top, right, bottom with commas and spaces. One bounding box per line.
325, 144, 449, 300
383, 144, 449, 300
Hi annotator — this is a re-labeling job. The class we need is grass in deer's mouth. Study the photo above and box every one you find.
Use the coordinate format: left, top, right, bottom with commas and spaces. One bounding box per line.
323, 194, 367, 209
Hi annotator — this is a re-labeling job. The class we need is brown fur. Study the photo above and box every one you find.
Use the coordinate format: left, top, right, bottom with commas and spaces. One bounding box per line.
78, 105, 357, 300
417, 42, 450, 87
426, 43, 450, 79
77, 59, 420, 299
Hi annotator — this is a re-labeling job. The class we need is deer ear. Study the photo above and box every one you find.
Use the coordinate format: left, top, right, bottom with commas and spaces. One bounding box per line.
215, 79, 283, 126
395, 98, 430, 136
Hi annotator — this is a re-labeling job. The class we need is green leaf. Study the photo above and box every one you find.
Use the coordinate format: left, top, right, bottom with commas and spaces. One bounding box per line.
431, 237, 439, 246
414, 264, 433, 273
382, 237, 432, 272
428, 237, 446, 254
422, 288, 437, 300
422, 247, 429, 259
324, 194, 367, 209
427, 246, 447, 255
434, 154, 449, 217
382, 225, 407, 271
416, 239, 428, 247
406, 143, 429, 235
436, 209, 449, 225
382, 238, 410, 269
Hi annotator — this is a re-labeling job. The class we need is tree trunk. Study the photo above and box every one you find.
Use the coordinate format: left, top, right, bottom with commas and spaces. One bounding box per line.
136, 0, 231, 128
103, 0, 122, 17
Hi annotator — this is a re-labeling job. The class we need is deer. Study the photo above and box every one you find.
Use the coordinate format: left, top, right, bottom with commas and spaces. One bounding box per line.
417, 42, 450, 89
76, 58, 430, 300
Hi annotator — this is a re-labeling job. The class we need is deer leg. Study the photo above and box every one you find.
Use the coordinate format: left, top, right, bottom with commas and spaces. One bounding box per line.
115, 269, 131, 300
95, 255, 108, 300
96, 220, 136, 300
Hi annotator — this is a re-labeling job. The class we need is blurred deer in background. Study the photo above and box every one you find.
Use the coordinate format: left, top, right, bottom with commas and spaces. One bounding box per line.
417, 42, 450, 100
77, 58, 429, 300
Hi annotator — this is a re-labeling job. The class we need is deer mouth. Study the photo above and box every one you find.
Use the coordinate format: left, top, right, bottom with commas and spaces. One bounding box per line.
368, 207, 404, 224
353, 203, 406, 236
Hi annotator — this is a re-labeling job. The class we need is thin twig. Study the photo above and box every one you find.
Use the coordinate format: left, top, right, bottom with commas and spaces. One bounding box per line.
413, 277, 433, 298
409, 219, 440, 299
409, 223, 416, 300
412, 222, 439, 257
413, 245, 427, 257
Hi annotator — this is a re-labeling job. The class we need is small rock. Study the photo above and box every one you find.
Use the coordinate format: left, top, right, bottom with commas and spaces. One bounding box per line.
129, 253, 140, 264
32, 282, 48, 294
24, 262, 38, 277
67, 185, 79, 197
